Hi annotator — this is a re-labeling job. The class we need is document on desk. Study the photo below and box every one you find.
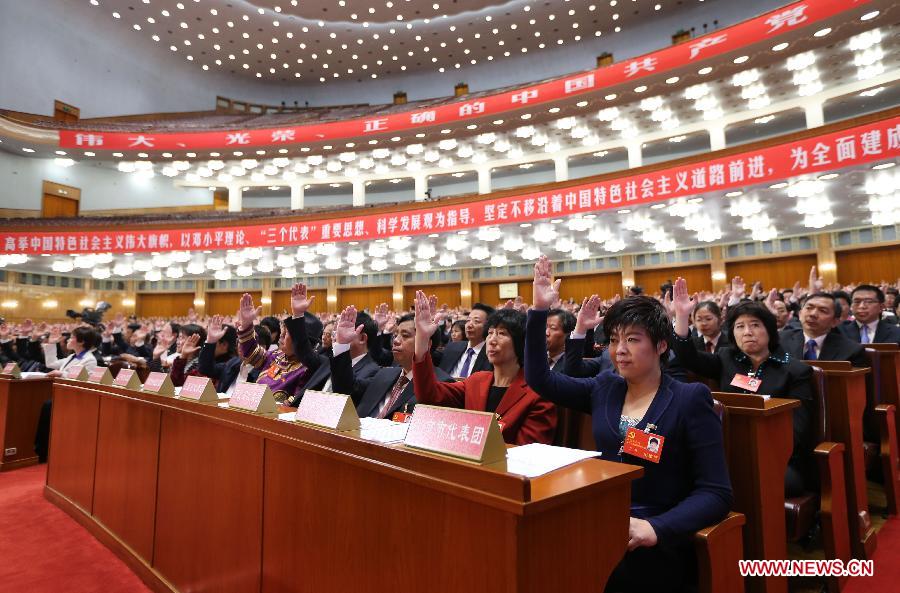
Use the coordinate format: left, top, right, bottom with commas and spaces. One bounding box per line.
357, 417, 410, 444
20, 372, 48, 379
505, 443, 602, 478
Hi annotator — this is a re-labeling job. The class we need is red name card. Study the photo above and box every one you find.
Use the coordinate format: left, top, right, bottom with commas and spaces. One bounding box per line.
1, 362, 21, 378
88, 367, 112, 385
229, 383, 277, 415
294, 390, 360, 431
63, 365, 87, 381
179, 376, 217, 402
403, 405, 506, 464
113, 368, 141, 390
142, 372, 175, 396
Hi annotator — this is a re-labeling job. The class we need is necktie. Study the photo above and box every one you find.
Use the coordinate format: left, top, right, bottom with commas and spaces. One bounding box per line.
804, 339, 818, 360
705, 341, 714, 353
459, 347, 475, 378
860, 324, 870, 344
377, 374, 410, 419
548, 355, 555, 369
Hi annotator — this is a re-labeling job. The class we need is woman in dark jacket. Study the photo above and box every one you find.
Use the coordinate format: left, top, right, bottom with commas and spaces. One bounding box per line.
670, 277, 814, 497
525, 257, 731, 593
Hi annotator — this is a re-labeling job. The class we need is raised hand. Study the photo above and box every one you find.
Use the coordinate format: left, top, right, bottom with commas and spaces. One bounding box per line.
290, 283, 314, 317
672, 277, 696, 338
575, 295, 604, 335
48, 326, 63, 344
187, 308, 198, 322
179, 333, 201, 357
19, 319, 33, 337
662, 289, 675, 319
413, 291, 439, 362
809, 265, 823, 292
717, 289, 731, 311
764, 288, 779, 314
730, 276, 746, 300
335, 306, 363, 345
502, 299, 516, 310
153, 334, 172, 359
238, 293, 261, 331
532, 254, 561, 311
749, 282, 762, 301
373, 302, 391, 331
206, 315, 227, 343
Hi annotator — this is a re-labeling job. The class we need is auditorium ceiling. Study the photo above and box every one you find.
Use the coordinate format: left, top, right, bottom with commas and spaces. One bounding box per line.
74, 0, 706, 82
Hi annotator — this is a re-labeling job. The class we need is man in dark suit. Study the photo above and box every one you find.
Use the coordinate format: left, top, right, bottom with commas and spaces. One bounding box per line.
287, 308, 381, 407
780, 293, 867, 367
333, 313, 452, 419
546, 308, 575, 371
840, 285, 900, 345
438, 303, 494, 378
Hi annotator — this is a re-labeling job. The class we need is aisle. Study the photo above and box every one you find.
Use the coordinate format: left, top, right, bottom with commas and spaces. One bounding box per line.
0, 464, 150, 593
843, 516, 900, 593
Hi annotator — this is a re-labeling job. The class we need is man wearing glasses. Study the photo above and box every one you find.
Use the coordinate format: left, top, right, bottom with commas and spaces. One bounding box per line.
840, 284, 900, 345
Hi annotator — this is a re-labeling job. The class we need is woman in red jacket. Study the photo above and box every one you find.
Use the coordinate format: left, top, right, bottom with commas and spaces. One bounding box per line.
412, 290, 556, 445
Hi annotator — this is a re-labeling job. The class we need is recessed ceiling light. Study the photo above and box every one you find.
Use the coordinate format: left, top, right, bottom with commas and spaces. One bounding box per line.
617, 209, 631, 214
21, 147, 35, 153
634, 85, 647, 93
772, 42, 789, 51
698, 66, 713, 75
576, 100, 589, 107
860, 10, 879, 21
818, 173, 839, 181
769, 182, 788, 189
725, 191, 743, 198
605, 94, 617, 100
650, 203, 666, 209
665, 76, 679, 84
813, 28, 831, 37
733, 55, 749, 64
872, 162, 895, 170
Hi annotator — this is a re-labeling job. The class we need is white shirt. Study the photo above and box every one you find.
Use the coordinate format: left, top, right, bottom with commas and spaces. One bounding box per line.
377, 369, 414, 419
224, 361, 254, 397
323, 343, 368, 392
452, 341, 485, 377
43, 344, 99, 372
803, 332, 827, 357
856, 320, 879, 343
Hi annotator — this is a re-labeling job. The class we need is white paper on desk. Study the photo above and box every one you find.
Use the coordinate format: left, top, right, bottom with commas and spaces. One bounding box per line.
505, 443, 602, 478
217, 402, 230, 408
173, 386, 182, 396
357, 417, 410, 444
20, 372, 48, 379
277, 412, 297, 422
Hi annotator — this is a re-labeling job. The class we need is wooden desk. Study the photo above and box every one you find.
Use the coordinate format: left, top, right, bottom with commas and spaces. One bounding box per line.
0, 376, 51, 471
814, 367, 878, 560
865, 347, 900, 428
46, 380, 642, 593
712, 392, 798, 593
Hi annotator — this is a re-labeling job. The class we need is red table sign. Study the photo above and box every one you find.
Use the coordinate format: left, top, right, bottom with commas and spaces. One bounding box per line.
142, 372, 175, 395
88, 367, 111, 384
403, 405, 505, 464
1, 362, 20, 378
113, 368, 139, 389
179, 376, 215, 401
63, 365, 86, 380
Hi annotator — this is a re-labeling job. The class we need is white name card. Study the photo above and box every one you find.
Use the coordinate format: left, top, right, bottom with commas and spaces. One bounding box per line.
63, 365, 88, 381
88, 367, 113, 385
294, 390, 360, 431
403, 405, 506, 464
229, 382, 277, 416
1, 362, 21, 379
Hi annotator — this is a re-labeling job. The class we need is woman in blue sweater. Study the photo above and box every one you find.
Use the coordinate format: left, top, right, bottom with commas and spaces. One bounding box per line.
524, 256, 732, 593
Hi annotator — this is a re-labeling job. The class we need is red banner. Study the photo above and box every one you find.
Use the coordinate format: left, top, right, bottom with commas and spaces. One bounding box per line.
57, 0, 869, 152
7, 115, 899, 255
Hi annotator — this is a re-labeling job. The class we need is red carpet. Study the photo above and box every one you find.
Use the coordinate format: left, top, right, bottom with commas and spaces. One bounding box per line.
844, 517, 900, 593
0, 464, 150, 593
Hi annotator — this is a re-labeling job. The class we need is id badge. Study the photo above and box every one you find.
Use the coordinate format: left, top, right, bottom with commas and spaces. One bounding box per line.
730, 373, 761, 392
623, 427, 664, 463
391, 411, 412, 423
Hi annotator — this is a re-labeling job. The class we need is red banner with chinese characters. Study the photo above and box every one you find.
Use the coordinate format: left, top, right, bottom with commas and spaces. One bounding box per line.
7, 115, 900, 255
57, 0, 869, 151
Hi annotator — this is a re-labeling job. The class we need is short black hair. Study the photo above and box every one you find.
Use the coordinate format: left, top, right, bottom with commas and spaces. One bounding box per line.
851, 284, 885, 303
180, 323, 207, 343
602, 296, 670, 364
802, 292, 841, 319
355, 311, 378, 349
255, 325, 273, 350
485, 309, 526, 366
218, 325, 238, 358
725, 301, 779, 351
260, 316, 281, 338
693, 300, 722, 318
450, 319, 466, 336
547, 308, 576, 334
832, 290, 851, 306
396, 313, 415, 327
472, 303, 496, 316
168, 321, 181, 336
72, 326, 99, 350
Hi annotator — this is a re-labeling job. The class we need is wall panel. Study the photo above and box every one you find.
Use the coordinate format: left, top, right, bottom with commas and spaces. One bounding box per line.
474, 280, 532, 308
558, 273, 623, 302
635, 265, 711, 295
402, 284, 461, 310
206, 291, 260, 317
725, 255, 817, 292
337, 287, 393, 313
135, 293, 195, 318
271, 289, 327, 315
836, 245, 900, 284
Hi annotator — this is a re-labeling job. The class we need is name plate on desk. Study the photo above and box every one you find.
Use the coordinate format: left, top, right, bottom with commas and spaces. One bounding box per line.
113, 368, 141, 390
294, 390, 360, 431
142, 372, 175, 396
179, 376, 217, 402
229, 383, 277, 415
1, 362, 21, 378
63, 365, 88, 381
712, 391, 771, 409
403, 405, 506, 464
88, 367, 113, 385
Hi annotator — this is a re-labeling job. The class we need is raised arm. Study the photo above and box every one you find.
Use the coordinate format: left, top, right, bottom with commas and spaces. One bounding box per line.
283, 283, 321, 371
412, 290, 466, 408
525, 256, 597, 413
237, 292, 269, 370
670, 277, 723, 380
